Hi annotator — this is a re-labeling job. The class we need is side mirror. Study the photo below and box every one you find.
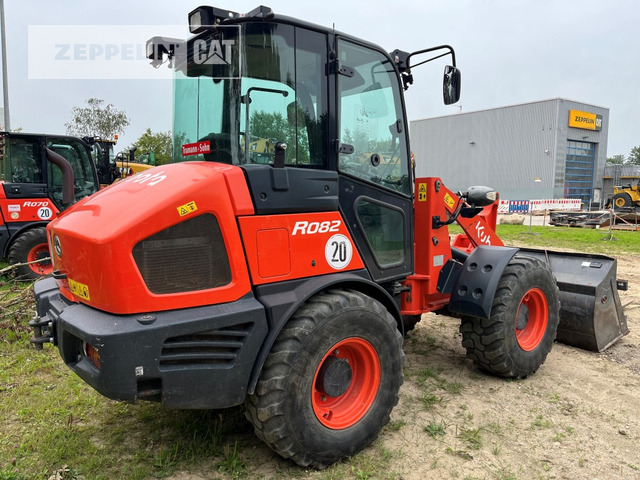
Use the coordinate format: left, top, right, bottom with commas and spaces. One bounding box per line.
443, 65, 461, 105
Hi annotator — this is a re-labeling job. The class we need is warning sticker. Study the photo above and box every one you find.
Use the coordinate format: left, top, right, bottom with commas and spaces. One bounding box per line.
68, 278, 90, 301
418, 183, 427, 202
177, 201, 198, 217
444, 193, 456, 209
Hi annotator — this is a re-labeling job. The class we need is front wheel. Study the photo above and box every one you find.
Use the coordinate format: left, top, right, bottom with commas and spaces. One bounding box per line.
7, 227, 52, 280
245, 289, 404, 468
459, 254, 560, 378
613, 193, 633, 209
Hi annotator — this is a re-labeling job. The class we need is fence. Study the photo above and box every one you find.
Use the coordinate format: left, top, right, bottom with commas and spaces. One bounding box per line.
498, 199, 582, 214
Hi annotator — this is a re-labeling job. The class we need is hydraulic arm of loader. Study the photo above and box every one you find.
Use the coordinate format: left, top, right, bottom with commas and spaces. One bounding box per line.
402, 177, 503, 315
402, 177, 629, 352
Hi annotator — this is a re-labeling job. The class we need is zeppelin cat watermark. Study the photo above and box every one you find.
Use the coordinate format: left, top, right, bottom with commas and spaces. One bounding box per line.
28, 25, 240, 80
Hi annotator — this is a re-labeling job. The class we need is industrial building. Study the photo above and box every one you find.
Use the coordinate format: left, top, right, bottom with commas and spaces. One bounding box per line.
410, 98, 609, 207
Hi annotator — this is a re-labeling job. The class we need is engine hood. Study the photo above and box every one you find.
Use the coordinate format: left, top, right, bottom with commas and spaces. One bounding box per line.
48, 162, 254, 314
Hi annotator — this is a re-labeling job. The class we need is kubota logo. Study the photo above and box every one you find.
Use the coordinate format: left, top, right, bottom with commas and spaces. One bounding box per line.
123, 170, 167, 186
475, 223, 492, 245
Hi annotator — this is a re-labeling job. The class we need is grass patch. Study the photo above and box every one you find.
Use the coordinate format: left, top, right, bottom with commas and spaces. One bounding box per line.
0, 277, 34, 342
1, 335, 255, 479
530, 414, 553, 430
424, 421, 446, 439
420, 394, 443, 409
450, 223, 640, 255
457, 427, 483, 450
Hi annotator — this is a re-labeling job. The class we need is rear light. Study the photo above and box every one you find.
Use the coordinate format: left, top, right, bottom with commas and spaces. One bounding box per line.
84, 342, 101, 370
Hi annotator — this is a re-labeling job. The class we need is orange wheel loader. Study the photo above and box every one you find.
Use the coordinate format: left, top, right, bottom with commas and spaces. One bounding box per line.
31, 5, 628, 468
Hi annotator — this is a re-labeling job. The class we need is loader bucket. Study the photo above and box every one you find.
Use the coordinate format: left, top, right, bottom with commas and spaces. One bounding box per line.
518, 248, 629, 352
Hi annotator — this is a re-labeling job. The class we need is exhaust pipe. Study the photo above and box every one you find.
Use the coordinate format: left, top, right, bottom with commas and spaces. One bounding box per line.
46, 147, 75, 208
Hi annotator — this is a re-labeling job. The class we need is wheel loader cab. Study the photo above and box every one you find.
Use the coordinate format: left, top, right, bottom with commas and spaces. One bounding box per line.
0, 134, 97, 210
171, 17, 415, 281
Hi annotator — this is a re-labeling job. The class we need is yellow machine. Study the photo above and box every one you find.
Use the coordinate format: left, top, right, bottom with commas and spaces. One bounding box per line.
611, 182, 640, 209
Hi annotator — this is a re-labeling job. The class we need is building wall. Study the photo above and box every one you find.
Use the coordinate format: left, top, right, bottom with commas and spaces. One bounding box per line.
410, 98, 609, 204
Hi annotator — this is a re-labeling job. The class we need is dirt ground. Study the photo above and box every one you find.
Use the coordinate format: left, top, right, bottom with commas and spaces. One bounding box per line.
385, 252, 640, 480
167, 253, 640, 480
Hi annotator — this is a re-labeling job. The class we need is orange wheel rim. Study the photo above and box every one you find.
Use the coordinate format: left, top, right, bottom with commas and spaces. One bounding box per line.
312, 337, 380, 429
27, 243, 52, 276
515, 288, 548, 351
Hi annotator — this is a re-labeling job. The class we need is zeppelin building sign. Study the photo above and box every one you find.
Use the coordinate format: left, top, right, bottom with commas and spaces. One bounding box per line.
568, 109, 602, 131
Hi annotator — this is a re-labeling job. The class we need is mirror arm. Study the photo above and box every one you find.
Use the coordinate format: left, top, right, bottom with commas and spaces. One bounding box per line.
404, 45, 457, 71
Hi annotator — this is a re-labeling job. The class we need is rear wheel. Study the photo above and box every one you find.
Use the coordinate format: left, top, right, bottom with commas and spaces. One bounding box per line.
245, 289, 404, 468
8, 227, 52, 280
459, 255, 560, 378
613, 193, 633, 209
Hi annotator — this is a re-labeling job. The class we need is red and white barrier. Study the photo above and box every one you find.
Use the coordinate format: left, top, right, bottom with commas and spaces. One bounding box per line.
498, 199, 582, 213
529, 199, 582, 212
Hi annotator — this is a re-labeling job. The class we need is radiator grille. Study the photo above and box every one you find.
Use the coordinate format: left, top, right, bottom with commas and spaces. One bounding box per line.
133, 214, 231, 294
159, 323, 253, 369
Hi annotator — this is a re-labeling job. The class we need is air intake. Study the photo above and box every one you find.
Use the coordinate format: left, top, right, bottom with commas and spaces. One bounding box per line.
133, 214, 231, 294
159, 323, 253, 369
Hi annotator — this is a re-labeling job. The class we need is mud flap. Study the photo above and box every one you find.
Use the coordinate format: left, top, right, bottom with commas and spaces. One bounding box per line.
519, 248, 629, 352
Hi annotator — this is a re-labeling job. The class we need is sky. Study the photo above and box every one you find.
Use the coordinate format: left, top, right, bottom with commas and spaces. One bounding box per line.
2, 0, 639, 158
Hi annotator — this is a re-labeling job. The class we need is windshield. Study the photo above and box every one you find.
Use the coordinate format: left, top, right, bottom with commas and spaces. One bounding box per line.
46, 137, 98, 204
173, 22, 328, 167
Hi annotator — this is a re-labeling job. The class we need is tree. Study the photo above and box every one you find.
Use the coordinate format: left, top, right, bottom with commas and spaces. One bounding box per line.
249, 111, 310, 164
628, 146, 640, 165
132, 128, 172, 165
65, 98, 130, 139
606, 154, 625, 164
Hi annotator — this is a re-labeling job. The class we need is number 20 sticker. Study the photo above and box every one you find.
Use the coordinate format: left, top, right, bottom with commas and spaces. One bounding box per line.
37, 207, 53, 220
325, 234, 353, 270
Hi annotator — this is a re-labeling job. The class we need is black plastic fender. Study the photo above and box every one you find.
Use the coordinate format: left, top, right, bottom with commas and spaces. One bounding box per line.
445, 245, 519, 319
248, 270, 402, 395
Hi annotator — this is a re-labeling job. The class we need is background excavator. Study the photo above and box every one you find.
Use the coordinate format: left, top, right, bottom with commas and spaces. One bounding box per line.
31, 5, 628, 469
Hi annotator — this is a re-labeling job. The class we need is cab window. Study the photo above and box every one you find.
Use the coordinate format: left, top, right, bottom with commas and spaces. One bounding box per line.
6, 137, 43, 183
337, 40, 410, 195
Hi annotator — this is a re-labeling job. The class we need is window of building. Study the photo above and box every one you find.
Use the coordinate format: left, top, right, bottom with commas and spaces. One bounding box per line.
564, 141, 595, 205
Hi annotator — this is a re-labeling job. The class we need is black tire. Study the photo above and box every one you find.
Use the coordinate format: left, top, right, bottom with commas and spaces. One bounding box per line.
245, 289, 404, 468
7, 227, 52, 281
613, 193, 633, 209
459, 254, 560, 379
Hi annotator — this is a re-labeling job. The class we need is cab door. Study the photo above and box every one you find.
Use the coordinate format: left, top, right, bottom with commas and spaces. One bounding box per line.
335, 39, 413, 283
1, 135, 48, 202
